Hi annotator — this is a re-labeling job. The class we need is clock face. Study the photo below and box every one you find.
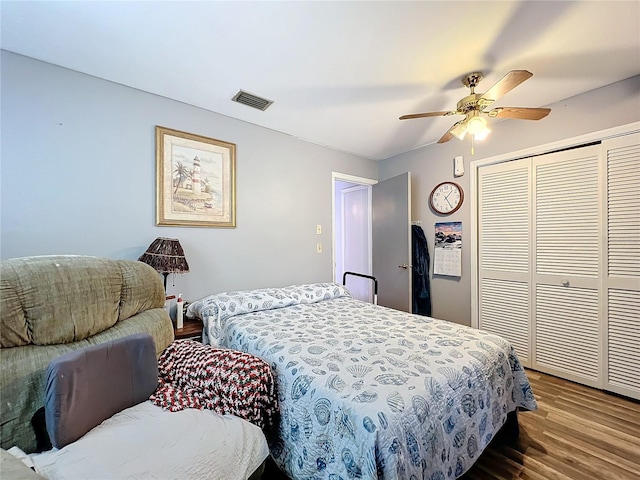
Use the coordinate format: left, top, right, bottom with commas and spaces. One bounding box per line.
430, 182, 463, 214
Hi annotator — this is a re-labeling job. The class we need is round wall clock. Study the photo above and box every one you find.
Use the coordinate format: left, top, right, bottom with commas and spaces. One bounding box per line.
429, 181, 464, 214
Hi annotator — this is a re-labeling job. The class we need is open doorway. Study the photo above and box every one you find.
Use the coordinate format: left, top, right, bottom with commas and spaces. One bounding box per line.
333, 171, 413, 311
332, 172, 376, 302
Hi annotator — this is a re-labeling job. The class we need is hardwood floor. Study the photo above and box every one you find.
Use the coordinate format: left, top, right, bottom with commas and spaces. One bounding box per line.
262, 369, 640, 479
462, 369, 640, 480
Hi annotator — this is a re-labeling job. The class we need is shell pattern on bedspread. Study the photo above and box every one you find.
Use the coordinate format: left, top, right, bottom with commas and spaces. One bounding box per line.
188, 283, 537, 480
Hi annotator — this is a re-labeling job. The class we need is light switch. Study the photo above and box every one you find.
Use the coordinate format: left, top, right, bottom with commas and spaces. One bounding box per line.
454, 156, 464, 177
316, 224, 322, 235
316, 243, 323, 254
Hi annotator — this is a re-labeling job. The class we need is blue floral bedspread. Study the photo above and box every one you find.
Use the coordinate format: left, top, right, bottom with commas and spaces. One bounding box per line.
188, 283, 536, 480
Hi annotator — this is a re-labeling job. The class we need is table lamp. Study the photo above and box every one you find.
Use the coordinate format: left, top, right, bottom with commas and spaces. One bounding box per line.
138, 237, 189, 290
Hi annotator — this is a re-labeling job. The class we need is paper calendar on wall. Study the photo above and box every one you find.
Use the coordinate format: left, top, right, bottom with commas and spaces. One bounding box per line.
434, 222, 462, 277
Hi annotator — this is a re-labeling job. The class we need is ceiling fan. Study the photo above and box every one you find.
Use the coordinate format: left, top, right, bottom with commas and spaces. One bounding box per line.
400, 70, 550, 153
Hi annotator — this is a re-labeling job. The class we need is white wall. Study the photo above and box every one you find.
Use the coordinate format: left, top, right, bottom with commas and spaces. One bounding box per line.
0, 51, 378, 300
379, 75, 640, 326
3, 51, 638, 320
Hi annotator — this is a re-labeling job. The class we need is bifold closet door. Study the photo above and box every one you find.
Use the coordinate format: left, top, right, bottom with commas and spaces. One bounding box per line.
478, 132, 639, 399
478, 158, 531, 366
604, 134, 640, 400
532, 145, 602, 388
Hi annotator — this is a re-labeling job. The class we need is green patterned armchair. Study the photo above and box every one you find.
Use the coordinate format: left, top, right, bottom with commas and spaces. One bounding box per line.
0, 255, 174, 453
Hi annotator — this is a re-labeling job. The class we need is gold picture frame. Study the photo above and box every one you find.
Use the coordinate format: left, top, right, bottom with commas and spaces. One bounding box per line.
156, 126, 236, 228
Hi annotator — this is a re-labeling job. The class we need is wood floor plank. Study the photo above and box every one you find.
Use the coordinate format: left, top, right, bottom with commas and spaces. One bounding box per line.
462, 369, 640, 480
545, 408, 640, 460
538, 414, 640, 472
552, 395, 640, 436
543, 430, 640, 479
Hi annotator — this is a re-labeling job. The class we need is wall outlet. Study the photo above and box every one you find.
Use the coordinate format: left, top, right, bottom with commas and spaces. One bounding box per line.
316, 243, 323, 254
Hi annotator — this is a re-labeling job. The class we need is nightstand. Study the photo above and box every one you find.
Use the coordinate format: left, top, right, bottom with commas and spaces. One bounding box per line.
174, 317, 203, 342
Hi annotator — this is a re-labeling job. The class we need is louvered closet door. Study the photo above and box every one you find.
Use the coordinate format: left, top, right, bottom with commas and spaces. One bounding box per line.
478, 158, 531, 366
604, 134, 640, 399
533, 145, 602, 387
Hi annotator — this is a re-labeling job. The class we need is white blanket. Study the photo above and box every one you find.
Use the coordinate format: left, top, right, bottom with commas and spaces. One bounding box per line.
20, 401, 269, 480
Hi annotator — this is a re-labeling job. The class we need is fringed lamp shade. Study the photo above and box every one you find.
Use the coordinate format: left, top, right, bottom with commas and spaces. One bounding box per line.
138, 237, 189, 290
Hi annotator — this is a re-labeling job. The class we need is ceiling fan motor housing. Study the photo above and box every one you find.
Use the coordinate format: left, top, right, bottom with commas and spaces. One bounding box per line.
457, 93, 483, 113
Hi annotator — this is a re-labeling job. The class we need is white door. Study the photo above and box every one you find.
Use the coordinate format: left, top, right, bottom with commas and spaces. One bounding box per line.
478, 158, 532, 366
479, 145, 603, 385
341, 185, 372, 302
603, 134, 640, 399
532, 145, 602, 386
333, 174, 376, 302
474, 128, 640, 400
372, 172, 412, 312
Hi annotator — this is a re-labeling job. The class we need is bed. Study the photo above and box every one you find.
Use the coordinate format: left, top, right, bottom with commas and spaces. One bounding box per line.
187, 283, 537, 480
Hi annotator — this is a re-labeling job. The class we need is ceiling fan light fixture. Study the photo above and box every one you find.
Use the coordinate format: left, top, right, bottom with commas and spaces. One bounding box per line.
450, 121, 468, 140
466, 113, 488, 136
473, 127, 491, 141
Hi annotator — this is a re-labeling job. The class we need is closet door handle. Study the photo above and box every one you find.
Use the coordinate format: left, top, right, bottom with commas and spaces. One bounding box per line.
398, 263, 411, 269
561, 279, 570, 287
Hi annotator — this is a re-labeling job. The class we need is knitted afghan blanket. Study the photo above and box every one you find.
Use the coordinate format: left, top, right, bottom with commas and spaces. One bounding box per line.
150, 340, 277, 432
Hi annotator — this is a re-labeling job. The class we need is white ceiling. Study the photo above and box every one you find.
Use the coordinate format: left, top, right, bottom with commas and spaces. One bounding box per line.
2, 1, 639, 160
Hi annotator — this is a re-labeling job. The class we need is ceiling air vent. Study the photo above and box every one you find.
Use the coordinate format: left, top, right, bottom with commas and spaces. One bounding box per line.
231, 90, 273, 111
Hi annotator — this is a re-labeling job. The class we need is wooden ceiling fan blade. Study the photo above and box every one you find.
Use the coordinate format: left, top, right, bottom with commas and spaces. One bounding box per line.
489, 107, 551, 120
399, 111, 454, 120
480, 70, 533, 103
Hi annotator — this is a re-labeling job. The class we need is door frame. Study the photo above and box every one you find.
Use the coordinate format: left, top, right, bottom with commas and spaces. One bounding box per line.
331, 172, 377, 288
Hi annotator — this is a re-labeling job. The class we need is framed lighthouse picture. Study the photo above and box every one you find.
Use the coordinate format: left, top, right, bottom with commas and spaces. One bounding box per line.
155, 126, 236, 228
